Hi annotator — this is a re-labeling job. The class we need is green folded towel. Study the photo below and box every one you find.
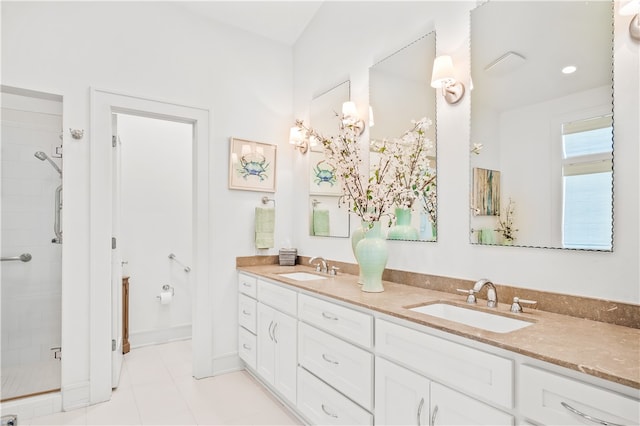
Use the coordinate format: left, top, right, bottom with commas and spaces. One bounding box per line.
313, 209, 330, 236
255, 207, 275, 249
480, 228, 495, 244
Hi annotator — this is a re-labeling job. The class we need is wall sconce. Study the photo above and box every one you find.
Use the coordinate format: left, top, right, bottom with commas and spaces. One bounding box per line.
289, 126, 308, 154
431, 55, 466, 105
621, 0, 640, 41
342, 101, 365, 135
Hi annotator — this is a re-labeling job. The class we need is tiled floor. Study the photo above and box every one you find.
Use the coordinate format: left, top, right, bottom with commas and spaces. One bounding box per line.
27, 340, 302, 425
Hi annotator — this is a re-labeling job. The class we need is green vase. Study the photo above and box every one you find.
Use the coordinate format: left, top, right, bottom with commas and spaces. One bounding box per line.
355, 221, 388, 293
388, 208, 419, 241
351, 222, 366, 284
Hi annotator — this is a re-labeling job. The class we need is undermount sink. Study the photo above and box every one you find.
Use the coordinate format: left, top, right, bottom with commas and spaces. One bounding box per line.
409, 303, 533, 333
277, 272, 328, 281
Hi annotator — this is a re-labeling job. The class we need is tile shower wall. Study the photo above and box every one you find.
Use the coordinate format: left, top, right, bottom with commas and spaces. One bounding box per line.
1, 93, 62, 380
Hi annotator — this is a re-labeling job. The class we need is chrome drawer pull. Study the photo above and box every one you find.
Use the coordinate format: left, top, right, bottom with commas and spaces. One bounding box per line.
322, 353, 339, 365
242, 282, 251, 287
417, 397, 425, 426
322, 312, 339, 321
272, 322, 279, 343
321, 404, 338, 418
561, 402, 624, 426
242, 310, 251, 315
268, 321, 274, 341
242, 344, 251, 350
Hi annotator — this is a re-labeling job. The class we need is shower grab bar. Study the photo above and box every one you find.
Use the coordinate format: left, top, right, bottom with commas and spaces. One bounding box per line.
1, 253, 32, 262
53, 185, 62, 244
168, 253, 191, 272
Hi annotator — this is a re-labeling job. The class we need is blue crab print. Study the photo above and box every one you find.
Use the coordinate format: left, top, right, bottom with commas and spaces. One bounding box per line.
239, 153, 270, 181
313, 160, 337, 186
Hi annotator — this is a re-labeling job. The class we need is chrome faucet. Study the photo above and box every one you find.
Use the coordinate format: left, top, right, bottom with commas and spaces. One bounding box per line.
309, 256, 328, 273
472, 278, 498, 308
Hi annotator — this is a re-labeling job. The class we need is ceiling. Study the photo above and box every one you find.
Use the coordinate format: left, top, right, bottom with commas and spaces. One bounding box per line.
178, 1, 324, 45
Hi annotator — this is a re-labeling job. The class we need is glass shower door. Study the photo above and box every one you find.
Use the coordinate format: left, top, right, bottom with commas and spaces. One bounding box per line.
1, 87, 62, 401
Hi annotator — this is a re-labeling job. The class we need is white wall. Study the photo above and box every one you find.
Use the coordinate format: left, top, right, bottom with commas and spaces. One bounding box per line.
117, 114, 193, 346
2, 1, 294, 409
293, 1, 639, 304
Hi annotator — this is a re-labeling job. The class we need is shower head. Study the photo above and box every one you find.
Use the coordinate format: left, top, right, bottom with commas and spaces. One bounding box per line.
34, 151, 62, 177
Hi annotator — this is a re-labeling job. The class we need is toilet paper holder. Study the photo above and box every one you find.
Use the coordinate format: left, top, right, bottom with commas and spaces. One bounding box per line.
156, 284, 175, 300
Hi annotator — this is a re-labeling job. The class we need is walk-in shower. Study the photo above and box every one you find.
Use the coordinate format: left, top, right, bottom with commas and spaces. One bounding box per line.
1, 87, 63, 403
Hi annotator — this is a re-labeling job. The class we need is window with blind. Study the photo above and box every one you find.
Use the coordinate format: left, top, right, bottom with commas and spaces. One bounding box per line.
561, 115, 613, 250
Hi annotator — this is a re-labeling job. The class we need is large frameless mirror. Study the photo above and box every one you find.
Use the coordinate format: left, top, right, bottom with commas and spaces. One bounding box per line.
369, 31, 437, 241
469, 1, 614, 250
308, 81, 351, 238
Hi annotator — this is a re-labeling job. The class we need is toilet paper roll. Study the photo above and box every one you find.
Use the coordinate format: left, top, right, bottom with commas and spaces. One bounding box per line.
159, 291, 173, 305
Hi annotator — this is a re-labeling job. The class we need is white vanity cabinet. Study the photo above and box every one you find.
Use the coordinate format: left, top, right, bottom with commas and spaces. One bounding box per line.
375, 318, 514, 426
518, 364, 639, 425
255, 279, 297, 405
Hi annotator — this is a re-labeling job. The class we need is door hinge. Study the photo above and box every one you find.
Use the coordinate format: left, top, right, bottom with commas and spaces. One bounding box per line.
112, 237, 117, 249
112, 339, 116, 351
112, 135, 117, 147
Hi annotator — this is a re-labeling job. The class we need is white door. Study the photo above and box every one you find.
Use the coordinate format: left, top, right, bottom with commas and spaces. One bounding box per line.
375, 356, 429, 426
273, 312, 297, 404
111, 114, 124, 388
257, 303, 276, 384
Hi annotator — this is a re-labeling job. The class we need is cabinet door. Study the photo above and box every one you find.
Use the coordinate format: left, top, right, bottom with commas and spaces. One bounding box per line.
375, 357, 429, 426
430, 382, 513, 426
273, 311, 297, 405
257, 302, 276, 385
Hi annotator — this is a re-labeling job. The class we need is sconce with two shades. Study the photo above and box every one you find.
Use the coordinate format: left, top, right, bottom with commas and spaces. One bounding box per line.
431, 55, 466, 105
290, 101, 365, 154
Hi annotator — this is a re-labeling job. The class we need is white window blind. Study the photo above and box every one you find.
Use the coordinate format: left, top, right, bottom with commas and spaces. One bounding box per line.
561, 115, 613, 250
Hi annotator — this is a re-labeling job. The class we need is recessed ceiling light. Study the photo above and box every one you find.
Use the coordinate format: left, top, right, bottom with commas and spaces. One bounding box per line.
562, 65, 577, 74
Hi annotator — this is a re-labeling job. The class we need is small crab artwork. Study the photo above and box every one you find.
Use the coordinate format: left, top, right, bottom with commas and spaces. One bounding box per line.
238, 152, 270, 182
313, 160, 337, 187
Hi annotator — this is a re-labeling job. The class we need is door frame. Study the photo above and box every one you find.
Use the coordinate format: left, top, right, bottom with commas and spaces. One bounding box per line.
90, 88, 211, 403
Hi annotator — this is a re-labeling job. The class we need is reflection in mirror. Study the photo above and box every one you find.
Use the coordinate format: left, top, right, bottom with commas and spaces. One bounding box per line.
369, 31, 437, 241
308, 81, 351, 238
470, 1, 613, 250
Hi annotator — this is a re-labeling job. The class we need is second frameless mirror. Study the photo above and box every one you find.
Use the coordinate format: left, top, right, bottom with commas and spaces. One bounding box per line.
308, 81, 351, 238
469, 1, 613, 250
369, 31, 437, 241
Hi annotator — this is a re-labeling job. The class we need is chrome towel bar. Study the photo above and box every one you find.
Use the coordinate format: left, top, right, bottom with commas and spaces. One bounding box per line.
168, 253, 191, 272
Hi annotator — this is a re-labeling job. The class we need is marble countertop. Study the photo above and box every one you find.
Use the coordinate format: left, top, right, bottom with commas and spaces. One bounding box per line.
238, 264, 640, 390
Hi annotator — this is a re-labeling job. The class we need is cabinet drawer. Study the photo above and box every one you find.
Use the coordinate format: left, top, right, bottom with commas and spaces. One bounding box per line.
238, 273, 257, 298
238, 326, 256, 370
376, 318, 513, 408
298, 293, 373, 348
298, 322, 373, 410
297, 367, 373, 426
238, 293, 257, 334
257, 279, 297, 316
518, 364, 639, 425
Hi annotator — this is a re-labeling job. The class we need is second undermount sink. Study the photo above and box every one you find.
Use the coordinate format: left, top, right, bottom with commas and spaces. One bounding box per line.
277, 272, 328, 281
409, 303, 533, 333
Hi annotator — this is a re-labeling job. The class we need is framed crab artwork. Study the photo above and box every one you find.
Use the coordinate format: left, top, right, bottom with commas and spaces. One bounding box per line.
308, 151, 342, 196
229, 137, 277, 192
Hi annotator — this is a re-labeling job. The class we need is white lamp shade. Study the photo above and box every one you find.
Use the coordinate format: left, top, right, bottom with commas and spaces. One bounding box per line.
620, 0, 639, 16
289, 127, 304, 145
431, 55, 456, 88
342, 101, 358, 118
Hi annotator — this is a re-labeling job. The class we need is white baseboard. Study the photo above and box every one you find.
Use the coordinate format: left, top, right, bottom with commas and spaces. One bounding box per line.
129, 324, 191, 348
62, 380, 90, 411
211, 352, 243, 376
